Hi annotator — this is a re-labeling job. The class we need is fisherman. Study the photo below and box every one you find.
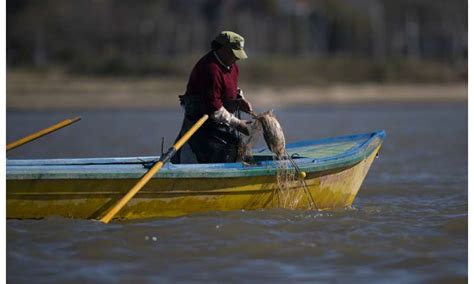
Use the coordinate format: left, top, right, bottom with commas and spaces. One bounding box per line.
171, 31, 253, 164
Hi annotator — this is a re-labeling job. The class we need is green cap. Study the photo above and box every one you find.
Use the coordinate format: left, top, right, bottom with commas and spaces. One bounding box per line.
213, 31, 248, 60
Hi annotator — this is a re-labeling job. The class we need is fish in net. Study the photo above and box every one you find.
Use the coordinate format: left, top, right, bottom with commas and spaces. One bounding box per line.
257, 110, 286, 159
238, 110, 316, 209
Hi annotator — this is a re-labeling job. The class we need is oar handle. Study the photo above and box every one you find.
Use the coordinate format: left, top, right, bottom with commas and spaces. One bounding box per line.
99, 114, 209, 223
6, 116, 82, 152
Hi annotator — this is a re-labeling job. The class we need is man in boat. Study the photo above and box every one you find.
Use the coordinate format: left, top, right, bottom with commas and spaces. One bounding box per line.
171, 31, 253, 164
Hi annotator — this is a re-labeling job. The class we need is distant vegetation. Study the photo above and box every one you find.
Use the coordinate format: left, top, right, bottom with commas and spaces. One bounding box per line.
7, 0, 467, 84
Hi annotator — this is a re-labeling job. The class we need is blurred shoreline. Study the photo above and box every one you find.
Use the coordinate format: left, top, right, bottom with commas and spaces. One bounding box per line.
7, 70, 466, 110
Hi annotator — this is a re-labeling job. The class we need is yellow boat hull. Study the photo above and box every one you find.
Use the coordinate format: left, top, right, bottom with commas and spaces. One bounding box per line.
7, 146, 380, 220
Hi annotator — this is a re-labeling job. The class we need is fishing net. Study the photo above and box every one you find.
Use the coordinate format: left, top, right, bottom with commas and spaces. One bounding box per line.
237, 117, 262, 164
238, 110, 316, 209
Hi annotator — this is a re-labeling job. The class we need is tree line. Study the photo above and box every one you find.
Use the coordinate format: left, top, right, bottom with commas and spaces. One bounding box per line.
7, 0, 467, 77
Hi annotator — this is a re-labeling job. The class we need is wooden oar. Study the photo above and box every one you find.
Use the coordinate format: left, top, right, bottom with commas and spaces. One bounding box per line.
99, 114, 209, 223
6, 116, 81, 152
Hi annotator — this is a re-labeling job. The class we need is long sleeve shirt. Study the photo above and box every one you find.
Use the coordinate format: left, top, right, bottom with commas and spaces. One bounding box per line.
183, 51, 239, 115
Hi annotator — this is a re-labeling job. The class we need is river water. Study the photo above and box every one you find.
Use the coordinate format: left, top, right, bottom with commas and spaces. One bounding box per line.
6, 103, 467, 283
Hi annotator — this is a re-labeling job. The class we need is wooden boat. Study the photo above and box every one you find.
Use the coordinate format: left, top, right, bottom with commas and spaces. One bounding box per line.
7, 130, 385, 220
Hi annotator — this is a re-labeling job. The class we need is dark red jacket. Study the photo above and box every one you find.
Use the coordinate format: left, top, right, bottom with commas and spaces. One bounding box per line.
183, 51, 239, 114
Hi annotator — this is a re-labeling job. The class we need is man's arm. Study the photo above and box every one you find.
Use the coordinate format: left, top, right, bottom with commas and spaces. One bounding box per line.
204, 68, 250, 135
211, 107, 250, 135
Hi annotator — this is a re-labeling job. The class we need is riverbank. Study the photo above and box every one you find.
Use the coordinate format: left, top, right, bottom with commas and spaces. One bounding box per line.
7, 71, 466, 110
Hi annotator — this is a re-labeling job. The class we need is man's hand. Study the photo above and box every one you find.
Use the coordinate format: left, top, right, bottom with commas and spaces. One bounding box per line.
237, 88, 253, 114
239, 99, 253, 114
235, 120, 251, 136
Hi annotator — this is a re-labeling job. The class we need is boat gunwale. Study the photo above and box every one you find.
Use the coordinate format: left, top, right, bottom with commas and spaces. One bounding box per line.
7, 130, 385, 180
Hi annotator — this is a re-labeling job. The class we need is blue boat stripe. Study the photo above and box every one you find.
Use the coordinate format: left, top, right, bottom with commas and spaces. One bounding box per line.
6, 130, 385, 179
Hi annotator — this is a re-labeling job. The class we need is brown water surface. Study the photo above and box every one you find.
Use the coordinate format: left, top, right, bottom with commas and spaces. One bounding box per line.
6, 103, 467, 283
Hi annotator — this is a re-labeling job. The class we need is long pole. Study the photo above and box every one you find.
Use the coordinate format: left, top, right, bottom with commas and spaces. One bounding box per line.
99, 114, 208, 223
6, 116, 81, 152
